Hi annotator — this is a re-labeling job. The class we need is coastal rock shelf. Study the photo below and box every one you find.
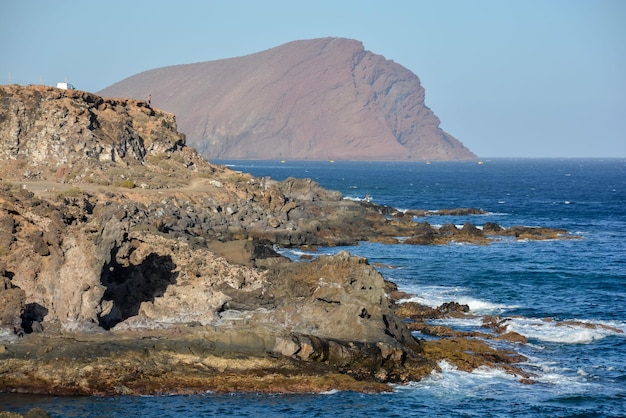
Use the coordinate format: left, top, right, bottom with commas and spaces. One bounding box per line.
0, 85, 576, 395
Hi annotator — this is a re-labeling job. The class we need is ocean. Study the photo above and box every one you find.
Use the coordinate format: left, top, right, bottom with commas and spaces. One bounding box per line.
1, 159, 625, 417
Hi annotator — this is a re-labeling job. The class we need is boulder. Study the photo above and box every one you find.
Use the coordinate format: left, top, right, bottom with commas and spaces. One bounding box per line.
438, 301, 470, 316
0, 275, 25, 334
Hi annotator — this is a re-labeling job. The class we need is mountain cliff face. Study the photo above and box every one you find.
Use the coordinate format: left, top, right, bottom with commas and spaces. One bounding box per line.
99, 37, 476, 161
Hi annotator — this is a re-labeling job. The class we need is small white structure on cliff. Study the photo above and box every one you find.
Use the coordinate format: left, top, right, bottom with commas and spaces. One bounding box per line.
56, 82, 75, 90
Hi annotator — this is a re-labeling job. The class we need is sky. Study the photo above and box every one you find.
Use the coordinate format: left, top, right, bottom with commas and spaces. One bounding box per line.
2, 0, 625, 158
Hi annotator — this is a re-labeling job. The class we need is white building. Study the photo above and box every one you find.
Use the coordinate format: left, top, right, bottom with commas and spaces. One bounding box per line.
56, 82, 75, 90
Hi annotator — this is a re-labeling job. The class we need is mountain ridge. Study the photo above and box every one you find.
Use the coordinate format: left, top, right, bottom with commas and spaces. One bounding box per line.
99, 37, 476, 161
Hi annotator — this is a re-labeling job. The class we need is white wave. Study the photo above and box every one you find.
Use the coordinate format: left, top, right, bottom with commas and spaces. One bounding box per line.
343, 195, 376, 203
393, 360, 595, 399
439, 360, 518, 380
275, 247, 320, 261
430, 224, 485, 231
319, 389, 340, 395
402, 285, 516, 314
519, 355, 601, 390
284, 249, 314, 257
449, 241, 470, 246
503, 317, 625, 344
412, 357, 602, 395
398, 355, 600, 396
396, 360, 520, 395
429, 317, 485, 328
459, 297, 519, 312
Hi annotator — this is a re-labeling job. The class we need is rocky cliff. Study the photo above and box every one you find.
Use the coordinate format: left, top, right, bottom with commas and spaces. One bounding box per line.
0, 85, 184, 165
0, 85, 568, 395
98, 37, 476, 161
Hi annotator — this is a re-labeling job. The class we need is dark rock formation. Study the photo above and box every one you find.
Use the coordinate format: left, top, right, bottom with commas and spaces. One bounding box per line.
98, 37, 476, 161
0, 274, 25, 335
0, 85, 188, 179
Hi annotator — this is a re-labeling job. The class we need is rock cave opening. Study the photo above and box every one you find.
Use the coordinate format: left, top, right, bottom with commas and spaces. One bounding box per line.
98, 250, 178, 330
21, 302, 48, 334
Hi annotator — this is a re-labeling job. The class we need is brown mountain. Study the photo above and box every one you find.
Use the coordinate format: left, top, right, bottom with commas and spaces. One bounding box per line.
99, 38, 476, 161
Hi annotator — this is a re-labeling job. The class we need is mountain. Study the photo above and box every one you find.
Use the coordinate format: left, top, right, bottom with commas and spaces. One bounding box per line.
99, 37, 476, 161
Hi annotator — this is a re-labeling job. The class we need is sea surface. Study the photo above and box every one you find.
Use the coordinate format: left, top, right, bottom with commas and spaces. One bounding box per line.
2, 159, 625, 417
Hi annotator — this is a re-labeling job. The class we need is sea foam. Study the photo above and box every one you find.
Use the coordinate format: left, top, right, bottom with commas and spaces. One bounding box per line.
402, 285, 516, 313
504, 318, 625, 344
397, 360, 520, 396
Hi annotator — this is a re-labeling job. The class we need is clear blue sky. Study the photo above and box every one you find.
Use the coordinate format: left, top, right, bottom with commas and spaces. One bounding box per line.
2, 0, 625, 158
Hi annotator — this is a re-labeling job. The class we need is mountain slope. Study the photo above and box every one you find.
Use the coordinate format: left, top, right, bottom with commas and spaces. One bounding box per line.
99, 37, 476, 161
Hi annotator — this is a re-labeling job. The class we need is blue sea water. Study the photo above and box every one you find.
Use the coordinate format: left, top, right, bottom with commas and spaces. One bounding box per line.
2, 159, 625, 417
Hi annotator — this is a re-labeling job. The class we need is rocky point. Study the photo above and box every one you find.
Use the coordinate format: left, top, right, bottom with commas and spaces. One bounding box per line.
0, 85, 576, 395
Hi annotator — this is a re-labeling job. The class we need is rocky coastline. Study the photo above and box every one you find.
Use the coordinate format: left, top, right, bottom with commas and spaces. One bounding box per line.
0, 85, 578, 396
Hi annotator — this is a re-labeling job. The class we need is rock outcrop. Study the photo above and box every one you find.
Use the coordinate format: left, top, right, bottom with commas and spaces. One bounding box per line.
0, 84, 188, 178
98, 37, 476, 161
0, 85, 569, 395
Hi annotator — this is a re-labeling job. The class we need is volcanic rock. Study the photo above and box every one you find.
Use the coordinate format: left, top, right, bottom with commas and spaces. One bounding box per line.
0, 275, 25, 334
0, 85, 572, 394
